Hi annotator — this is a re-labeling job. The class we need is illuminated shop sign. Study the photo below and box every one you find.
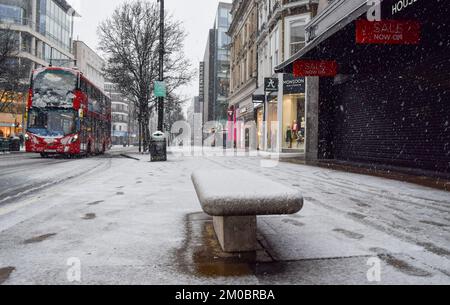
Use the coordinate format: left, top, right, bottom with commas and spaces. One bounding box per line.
283, 74, 305, 94
356, 20, 421, 44
293, 60, 338, 77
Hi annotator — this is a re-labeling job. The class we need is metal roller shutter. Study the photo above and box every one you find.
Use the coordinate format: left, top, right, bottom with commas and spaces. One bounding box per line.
327, 54, 450, 173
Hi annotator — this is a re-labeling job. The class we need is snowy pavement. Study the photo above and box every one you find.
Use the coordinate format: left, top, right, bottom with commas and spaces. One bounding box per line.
0, 148, 449, 284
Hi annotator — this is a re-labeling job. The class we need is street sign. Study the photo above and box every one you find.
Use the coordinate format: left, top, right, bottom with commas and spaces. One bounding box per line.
293, 60, 338, 77
264, 78, 279, 92
154, 81, 167, 98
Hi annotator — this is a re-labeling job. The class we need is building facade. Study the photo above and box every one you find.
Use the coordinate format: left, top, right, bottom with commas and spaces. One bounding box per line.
228, 0, 317, 151
201, 2, 232, 124
255, 0, 317, 152
275, 0, 450, 177
0, 0, 77, 69
198, 61, 205, 121
73, 40, 105, 89
228, 0, 258, 128
105, 81, 137, 146
0, 0, 78, 138
187, 96, 201, 145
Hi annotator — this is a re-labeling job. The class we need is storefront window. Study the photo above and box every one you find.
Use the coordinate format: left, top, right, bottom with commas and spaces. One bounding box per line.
256, 107, 264, 150
267, 98, 278, 151
283, 94, 305, 150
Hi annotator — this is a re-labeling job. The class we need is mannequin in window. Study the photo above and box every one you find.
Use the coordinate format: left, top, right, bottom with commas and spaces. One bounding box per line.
301, 117, 306, 138
292, 120, 299, 146
296, 130, 303, 147
292, 120, 299, 133
286, 126, 292, 149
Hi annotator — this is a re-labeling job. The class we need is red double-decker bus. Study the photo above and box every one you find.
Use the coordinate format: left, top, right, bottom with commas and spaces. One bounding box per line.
25, 67, 111, 157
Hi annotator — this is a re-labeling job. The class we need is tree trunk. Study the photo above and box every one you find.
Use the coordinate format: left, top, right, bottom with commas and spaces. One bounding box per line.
142, 113, 150, 153
138, 118, 142, 153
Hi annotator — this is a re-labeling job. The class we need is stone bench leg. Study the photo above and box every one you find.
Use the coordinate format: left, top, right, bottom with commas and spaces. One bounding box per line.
213, 216, 257, 253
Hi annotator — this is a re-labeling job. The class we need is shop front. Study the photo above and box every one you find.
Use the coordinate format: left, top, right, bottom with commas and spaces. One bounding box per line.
266, 95, 278, 152
252, 86, 278, 152
0, 113, 24, 139
0, 91, 26, 139
264, 74, 306, 152
275, 0, 450, 176
235, 100, 254, 149
282, 74, 306, 152
255, 105, 264, 150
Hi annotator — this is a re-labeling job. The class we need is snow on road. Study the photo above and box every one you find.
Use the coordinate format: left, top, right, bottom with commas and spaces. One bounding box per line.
0, 154, 111, 208
0, 150, 449, 284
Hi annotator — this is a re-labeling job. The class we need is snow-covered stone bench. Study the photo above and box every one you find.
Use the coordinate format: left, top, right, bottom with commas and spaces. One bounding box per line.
191, 170, 304, 253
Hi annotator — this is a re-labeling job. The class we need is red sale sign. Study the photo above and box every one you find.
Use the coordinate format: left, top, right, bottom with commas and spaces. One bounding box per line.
356, 20, 421, 45
293, 60, 338, 77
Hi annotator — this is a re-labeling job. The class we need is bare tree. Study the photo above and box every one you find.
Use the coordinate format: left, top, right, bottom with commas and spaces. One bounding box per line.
0, 28, 28, 115
98, 0, 193, 152
165, 94, 186, 129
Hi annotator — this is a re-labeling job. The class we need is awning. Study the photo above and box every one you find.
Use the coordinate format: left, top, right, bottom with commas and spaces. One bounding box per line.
275, 0, 370, 73
0, 123, 16, 128
252, 87, 265, 101
275, 0, 445, 74
252, 87, 277, 102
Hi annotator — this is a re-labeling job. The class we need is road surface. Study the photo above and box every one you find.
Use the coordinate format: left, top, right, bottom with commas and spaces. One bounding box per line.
0, 148, 449, 285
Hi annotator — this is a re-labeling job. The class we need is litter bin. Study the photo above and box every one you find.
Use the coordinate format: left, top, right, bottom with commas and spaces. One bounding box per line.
149, 131, 167, 162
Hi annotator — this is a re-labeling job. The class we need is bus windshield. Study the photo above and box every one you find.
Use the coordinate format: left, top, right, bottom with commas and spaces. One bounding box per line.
28, 108, 77, 137
32, 69, 77, 108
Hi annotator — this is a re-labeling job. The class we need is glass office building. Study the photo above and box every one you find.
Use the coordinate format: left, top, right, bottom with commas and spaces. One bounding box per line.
201, 2, 232, 124
0, 0, 77, 69
0, 0, 77, 138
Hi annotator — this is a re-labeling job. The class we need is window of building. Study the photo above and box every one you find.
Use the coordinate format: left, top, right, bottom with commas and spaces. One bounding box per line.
218, 7, 230, 27
285, 15, 310, 58
0, 4, 24, 24
270, 28, 279, 69
289, 22, 306, 56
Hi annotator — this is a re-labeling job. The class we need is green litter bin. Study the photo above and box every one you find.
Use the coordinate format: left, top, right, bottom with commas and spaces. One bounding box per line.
150, 131, 167, 162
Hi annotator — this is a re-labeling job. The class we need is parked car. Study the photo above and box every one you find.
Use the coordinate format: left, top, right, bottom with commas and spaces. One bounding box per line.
8, 136, 20, 152
0, 138, 10, 152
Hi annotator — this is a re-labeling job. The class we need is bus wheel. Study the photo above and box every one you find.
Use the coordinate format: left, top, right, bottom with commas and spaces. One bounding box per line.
40, 153, 48, 158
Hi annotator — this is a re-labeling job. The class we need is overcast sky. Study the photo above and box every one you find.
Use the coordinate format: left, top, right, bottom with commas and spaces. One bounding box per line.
67, 0, 230, 102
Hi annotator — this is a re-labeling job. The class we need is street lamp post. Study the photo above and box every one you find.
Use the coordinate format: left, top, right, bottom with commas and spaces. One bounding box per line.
157, 0, 165, 132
